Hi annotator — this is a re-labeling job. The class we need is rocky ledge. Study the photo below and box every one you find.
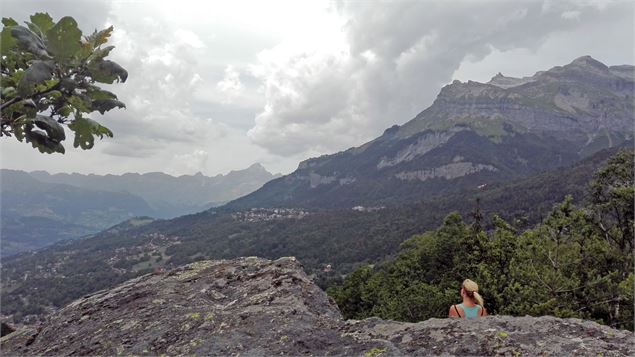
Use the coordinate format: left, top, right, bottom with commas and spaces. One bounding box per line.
1, 257, 632, 356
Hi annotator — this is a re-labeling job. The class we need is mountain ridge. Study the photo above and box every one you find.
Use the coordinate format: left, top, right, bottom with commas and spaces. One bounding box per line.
21, 163, 280, 218
227, 56, 633, 209
0, 170, 156, 256
0, 164, 280, 256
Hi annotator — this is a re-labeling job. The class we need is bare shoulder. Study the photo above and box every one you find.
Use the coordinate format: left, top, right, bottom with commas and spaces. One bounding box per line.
448, 305, 459, 317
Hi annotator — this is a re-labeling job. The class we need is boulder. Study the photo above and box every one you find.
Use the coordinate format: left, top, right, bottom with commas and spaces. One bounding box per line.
1, 257, 632, 356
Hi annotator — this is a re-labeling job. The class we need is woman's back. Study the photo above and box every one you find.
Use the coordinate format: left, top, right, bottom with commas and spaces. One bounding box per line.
457, 303, 482, 319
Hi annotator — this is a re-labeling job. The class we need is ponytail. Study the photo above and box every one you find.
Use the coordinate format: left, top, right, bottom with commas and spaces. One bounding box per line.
462, 279, 485, 307
473, 291, 484, 307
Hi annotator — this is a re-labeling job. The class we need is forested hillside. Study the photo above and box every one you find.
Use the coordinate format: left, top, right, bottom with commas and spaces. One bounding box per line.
328, 150, 634, 330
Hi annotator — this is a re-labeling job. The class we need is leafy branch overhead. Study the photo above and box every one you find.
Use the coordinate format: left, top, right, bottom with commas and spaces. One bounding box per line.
1, 13, 127, 154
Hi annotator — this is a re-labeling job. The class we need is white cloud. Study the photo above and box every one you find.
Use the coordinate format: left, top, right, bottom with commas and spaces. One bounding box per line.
173, 150, 209, 174
561, 10, 582, 20
217, 66, 244, 104
245, 0, 634, 159
0, 0, 633, 177
175, 29, 205, 49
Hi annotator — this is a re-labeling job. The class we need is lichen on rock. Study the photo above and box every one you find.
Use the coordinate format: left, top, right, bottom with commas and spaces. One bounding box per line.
1, 257, 632, 356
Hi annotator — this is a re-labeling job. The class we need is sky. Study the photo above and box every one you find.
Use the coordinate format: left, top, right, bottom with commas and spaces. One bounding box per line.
1, 0, 633, 176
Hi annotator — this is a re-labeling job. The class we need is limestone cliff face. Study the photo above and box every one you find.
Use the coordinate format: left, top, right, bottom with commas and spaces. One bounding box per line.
227, 56, 634, 209
2, 257, 633, 356
400, 56, 634, 140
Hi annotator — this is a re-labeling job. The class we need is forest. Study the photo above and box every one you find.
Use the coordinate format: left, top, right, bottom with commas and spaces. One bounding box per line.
327, 150, 634, 330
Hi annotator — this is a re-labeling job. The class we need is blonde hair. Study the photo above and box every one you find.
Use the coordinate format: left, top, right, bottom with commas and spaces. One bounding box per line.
462, 279, 484, 307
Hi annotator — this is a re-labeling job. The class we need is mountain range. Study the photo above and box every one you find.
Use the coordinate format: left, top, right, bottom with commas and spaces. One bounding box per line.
28, 163, 280, 217
0, 164, 279, 256
229, 56, 633, 208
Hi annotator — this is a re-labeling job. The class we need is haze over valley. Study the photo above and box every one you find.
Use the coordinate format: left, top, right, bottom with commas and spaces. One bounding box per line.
0, 164, 279, 256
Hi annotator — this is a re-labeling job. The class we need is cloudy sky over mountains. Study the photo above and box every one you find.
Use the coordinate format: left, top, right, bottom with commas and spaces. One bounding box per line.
1, 0, 633, 176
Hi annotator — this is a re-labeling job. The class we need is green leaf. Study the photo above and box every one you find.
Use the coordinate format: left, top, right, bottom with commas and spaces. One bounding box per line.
1, 24, 17, 54
10, 115, 30, 141
10, 25, 50, 58
17, 60, 55, 96
14, 98, 38, 118
33, 114, 66, 142
86, 26, 113, 48
86, 86, 117, 100
1, 73, 17, 88
34, 78, 60, 93
23, 116, 65, 154
68, 95, 91, 113
92, 99, 125, 114
77, 41, 93, 61
47, 90, 63, 99
29, 13, 55, 34
68, 117, 113, 149
59, 77, 78, 92
87, 45, 114, 62
87, 59, 128, 83
57, 105, 73, 117
1, 86, 17, 99
45, 16, 82, 63
25, 22, 44, 39
2, 17, 18, 27
24, 128, 65, 154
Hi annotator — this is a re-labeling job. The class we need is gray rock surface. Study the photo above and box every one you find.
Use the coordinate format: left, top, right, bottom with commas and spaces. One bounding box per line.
377, 129, 463, 169
399, 56, 634, 140
2, 257, 633, 356
395, 162, 498, 182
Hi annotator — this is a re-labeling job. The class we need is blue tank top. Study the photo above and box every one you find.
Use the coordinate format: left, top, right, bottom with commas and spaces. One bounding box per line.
458, 303, 482, 319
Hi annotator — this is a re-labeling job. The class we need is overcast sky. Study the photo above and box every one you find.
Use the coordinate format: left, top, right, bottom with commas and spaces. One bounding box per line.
1, 0, 633, 176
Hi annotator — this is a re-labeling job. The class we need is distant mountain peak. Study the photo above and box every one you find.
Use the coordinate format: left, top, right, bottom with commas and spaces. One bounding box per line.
247, 163, 266, 171
226, 163, 271, 176
569, 55, 608, 70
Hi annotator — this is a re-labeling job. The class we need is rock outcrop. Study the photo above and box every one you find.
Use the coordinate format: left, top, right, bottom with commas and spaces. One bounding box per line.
2, 257, 633, 356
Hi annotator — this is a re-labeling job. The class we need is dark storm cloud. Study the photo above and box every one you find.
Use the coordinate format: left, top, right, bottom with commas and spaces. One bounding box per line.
248, 0, 634, 157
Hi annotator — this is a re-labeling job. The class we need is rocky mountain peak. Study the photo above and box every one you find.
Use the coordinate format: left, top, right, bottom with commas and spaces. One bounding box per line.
609, 64, 635, 80
246, 162, 266, 172
487, 71, 536, 89
402, 56, 633, 138
2, 257, 632, 356
568, 55, 609, 71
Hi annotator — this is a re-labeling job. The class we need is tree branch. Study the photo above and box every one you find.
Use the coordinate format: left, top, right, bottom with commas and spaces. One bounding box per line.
574, 297, 621, 312
0, 96, 21, 111
1, 82, 62, 113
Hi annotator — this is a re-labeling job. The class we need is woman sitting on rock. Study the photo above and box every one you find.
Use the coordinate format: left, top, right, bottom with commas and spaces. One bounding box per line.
448, 279, 487, 319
